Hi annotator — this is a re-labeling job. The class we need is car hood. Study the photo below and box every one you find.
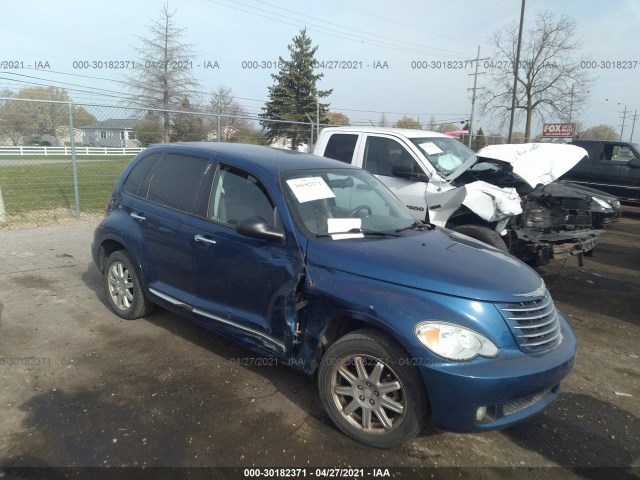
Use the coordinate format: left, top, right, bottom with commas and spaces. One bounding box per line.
306, 227, 543, 303
476, 143, 588, 188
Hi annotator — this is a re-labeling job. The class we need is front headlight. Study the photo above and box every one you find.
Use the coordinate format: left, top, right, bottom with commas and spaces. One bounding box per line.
592, 196, 612, 209
415, 322, 499, 361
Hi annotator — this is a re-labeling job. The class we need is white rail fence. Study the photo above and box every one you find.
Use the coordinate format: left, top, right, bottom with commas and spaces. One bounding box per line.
0, 146, 145, 156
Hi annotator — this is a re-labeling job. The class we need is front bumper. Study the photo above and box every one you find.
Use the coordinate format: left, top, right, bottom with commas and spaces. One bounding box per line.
592, 208, 622, 227
407, 319, 577, 432
512, 227, 600, 263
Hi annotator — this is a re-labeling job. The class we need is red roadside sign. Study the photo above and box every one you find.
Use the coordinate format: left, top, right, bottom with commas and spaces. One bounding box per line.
542, 123, 575, 138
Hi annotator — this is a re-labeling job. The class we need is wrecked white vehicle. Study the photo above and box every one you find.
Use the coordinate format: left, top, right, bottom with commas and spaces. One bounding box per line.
313, 127, 599, 265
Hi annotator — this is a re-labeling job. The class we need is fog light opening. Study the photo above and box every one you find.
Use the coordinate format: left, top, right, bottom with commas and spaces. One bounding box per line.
475, 405, 496, 424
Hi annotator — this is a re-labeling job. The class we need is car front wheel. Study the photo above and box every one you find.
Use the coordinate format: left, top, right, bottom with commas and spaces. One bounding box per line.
318, 329, 427, 448
453, 224, 509, 252
104, 250, 154, 320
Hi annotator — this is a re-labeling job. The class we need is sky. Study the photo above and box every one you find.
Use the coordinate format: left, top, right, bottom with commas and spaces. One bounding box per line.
2, 0, 639, 139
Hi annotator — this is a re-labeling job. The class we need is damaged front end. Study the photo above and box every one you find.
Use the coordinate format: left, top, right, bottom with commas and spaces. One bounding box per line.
512, 183, 599, 265
453, 143, 604, 266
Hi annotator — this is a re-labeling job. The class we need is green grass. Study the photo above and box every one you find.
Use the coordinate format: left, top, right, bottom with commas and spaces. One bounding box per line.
0, 156, 133, 219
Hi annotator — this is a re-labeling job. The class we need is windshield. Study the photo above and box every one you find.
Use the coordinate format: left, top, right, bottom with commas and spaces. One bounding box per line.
409, 137, 476, 177
282, 168, 417, 238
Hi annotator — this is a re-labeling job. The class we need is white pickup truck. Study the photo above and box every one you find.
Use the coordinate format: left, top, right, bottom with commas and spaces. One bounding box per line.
313, 126, 599, 265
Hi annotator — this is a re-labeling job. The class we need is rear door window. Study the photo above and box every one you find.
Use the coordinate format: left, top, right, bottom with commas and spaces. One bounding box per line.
146, 154, 214, 216
324, 134, 358, 163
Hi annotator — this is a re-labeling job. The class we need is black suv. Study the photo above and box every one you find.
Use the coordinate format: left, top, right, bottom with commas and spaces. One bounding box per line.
563, 140, 640, 202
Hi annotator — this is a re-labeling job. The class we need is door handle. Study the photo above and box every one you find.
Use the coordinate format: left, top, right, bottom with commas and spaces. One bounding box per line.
130, 212, 146, 221
194, 234, 217, 245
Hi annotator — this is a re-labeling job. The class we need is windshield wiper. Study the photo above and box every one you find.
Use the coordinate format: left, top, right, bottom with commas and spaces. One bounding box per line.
316, 228, 400, 238
395, 221, 435, 233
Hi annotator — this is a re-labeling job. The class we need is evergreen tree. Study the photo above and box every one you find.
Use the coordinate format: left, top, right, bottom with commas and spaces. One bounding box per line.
472, 127, 486, 151
261, 28, 332, 149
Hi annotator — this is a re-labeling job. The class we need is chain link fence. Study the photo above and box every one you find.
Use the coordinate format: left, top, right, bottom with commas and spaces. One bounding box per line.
0, 97, 528, 227
0, 98, 319, 226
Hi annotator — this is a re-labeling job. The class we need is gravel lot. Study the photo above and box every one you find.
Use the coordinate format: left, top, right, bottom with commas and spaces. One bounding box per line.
0, 208, 638, 479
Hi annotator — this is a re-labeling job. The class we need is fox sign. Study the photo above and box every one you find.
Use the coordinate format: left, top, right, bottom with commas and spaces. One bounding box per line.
542, 123, 575, 138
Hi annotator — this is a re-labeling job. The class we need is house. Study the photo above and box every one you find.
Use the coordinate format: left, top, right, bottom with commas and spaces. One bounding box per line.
81, 119, 140, 147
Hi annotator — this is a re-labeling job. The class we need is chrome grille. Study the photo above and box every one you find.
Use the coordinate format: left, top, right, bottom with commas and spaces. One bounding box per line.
503, 388, 552, 416
498, 290, 561, 353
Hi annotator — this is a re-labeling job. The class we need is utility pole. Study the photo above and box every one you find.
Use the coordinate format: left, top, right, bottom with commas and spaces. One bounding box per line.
619, 105, 628, 141
568, 84, 575, 124
508, 0, 526, 143
467, 46, 488, 148
630, 109, 638, 142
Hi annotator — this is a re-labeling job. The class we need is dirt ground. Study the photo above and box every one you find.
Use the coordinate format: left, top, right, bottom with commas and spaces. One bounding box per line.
0, 208, 638, 479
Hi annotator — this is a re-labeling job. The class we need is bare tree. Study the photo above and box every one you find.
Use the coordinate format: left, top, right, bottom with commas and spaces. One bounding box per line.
577, 124, 619, 141
209, 86, 251, 142
0, 87, 95, 145
172, 96, 208, 142
394, 116, 422, 129
480, 10, 593, 141
327, 112, 350, 126
126, 3, 200, 142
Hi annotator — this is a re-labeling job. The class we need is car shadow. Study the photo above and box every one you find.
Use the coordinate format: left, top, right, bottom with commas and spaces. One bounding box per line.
78, 262, 380, 454
80, 261, 322, 413
78, 262, 639, 473
503, 392, 639, 476
588, 243, 640, 272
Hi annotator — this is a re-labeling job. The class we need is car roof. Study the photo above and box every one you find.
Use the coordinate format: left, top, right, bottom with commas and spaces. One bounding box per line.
145, 142, 355, 176
320, 126, 449, 139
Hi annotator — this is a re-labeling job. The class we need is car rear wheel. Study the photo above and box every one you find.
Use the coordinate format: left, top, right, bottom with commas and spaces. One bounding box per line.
318, 329, 427, 448
453, 224, 509, 253
104, 250, 154, 320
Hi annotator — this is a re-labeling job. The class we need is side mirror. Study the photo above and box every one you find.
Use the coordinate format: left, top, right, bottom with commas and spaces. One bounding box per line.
237, 216, 285, 243
391, 163, 429, 182
628, 159, 640, 169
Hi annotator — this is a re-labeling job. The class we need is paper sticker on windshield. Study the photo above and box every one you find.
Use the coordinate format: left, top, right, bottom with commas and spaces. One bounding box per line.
286, 177, 335, 203
418, 142, 443, 156
328, 218, 364, 240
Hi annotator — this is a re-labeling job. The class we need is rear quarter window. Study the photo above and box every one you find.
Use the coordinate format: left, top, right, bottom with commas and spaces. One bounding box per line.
122, 152, 162, 198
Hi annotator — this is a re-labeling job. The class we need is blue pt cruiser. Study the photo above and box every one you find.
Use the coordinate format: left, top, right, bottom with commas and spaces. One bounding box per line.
92, 143, 576, 448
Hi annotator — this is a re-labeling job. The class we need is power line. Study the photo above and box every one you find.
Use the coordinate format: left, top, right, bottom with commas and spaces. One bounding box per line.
245, 0, 470, 57
0, 71, 469, 121
204, 0, 469, 58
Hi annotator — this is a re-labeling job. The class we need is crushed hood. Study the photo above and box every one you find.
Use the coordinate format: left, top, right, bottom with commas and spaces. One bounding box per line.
476, 143, 588, 188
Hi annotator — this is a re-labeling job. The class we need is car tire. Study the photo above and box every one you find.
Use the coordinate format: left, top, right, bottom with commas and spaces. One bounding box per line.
104, 250, 154, 320
453, 224, 509, 253
318, 329, 427, 449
